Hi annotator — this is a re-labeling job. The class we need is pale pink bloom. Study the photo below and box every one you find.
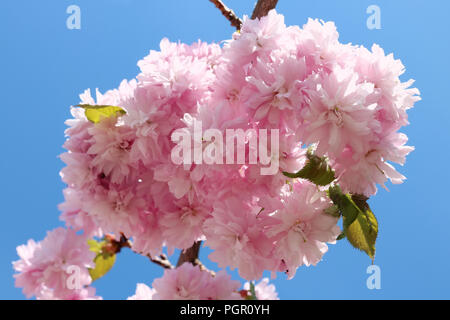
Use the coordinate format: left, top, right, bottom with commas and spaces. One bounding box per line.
244, 278, 279, 300
152, 263, 240, 300
38, 286, 102, 300
85, 186, 144, 237
49, 10, 419, 291
333, 132, 414, 196
13, 239, 42, 298
160, 197, 211, 250
129, 122, 162, 167
355, 45, 420, 129
127, 283, 155, 300
268, 181, 340, 279
243, 56, 307, 129
207, 270, 242, 300
298, 18, 352, 72
301, 66, 378, 157
13, 228, 95, 299
203, 197, 276, 280
227, 10, 291, 65
59, 188, 103, 238
87, 118, 137, 185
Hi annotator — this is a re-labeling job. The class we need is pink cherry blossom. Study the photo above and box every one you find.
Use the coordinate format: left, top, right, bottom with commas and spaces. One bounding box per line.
15, 9, 419, 300
244, 278, 279, 300
152, 263, 241, 300
268, 181, 341, 278
13, 228, 96, 299
127, 283, 155, 300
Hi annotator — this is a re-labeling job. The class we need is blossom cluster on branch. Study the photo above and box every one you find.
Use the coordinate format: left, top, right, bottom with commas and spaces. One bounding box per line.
13, 10, 419, 300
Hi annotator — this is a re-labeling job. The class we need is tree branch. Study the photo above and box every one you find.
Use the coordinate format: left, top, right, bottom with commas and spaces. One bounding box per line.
209, 0, 243, 30
176, 241, 202, 267
251, 0, 279, 19
176, 241, 216, 277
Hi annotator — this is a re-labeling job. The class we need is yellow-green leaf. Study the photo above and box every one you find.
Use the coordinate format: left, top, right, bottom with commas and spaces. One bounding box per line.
77, 104, 126, 124
345, 205, 378, 261
87, 239, 104, 254
89, 253, 116, 282
329, 185, 359, 229
283, 151, 335, 186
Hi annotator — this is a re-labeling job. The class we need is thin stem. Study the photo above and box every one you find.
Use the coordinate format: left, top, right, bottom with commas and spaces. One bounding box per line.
147, 254, 174, 270
209, 0, 243, 30
106, 234, 173, 269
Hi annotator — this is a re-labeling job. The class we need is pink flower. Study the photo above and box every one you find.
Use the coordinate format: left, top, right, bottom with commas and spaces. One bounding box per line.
87, 118, 137, 185
13, 228, 96, 299
243, 56, 308, 129
38, 286, 102, 300
333, 132, 414, 196
127, 284, 155, 300
244, 278, 279, 300
203, 197, 277, 280
48, 10, 419, 293
268, 181, 340, 278
151, 263, 241, 300
300, 66, 378, 158
160, 197, 211, 250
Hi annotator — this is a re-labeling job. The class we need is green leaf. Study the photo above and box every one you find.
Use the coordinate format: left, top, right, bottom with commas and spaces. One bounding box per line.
77, 104, 126, 124
336, 232, 346, 241
245, 282, 258, 300
87, 239, 103, 254
283, 151, 335, 186
345, 204, 378, 261
89, 252, 116, 282
87, 238, 116, 281
329, 185, 359, 230
329, 186, 378, 260
324, 205, 341, 218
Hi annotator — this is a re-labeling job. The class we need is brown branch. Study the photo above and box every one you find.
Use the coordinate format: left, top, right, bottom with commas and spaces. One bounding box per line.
251, 0, 279, 20
104, 234, 131, 254
176, 241, 215, 277
177, 241, 202, 267
209, 0, 242, 30
107, 236, 209, 273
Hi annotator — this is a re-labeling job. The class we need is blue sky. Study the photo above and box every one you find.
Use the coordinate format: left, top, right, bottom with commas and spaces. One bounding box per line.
1, 0, 449, 300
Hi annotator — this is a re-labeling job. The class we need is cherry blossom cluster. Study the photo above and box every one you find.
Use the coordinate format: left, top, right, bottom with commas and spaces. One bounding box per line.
128, 263, 278, 300
13, 10, 419, 299
13, 228, 101, 300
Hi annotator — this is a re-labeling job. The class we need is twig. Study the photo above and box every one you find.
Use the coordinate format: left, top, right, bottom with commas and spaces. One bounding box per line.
106, 234, 173, 269
194, 258, 216, 277
209, 0, 242, 30
104, 234, 131, 254
251, 0, 279, 20
106, 238, 210, 273
147, 254, 174, 270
